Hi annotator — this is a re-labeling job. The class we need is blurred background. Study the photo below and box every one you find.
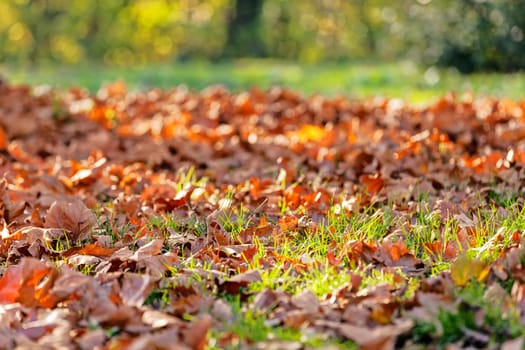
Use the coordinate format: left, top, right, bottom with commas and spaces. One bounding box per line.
1, 0, 524, 100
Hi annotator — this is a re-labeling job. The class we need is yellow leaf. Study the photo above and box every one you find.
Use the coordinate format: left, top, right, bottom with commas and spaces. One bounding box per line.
286, 124, 327, 143
450, 254, 489, 287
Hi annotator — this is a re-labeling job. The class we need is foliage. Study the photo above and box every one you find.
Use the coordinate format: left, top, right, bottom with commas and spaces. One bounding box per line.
402, 0, 525, 72
1, 0, 523, 71
2, 81, 525, 348
0, 0, 231, 64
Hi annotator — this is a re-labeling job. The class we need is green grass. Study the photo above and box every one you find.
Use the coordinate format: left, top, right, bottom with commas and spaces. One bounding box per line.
208, 296, 357, 349
3, 59, 525, 103
48, 180, 525, 347
412, 281, 524, 348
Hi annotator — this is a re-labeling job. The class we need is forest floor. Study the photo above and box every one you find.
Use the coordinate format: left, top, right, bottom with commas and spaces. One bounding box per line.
1, 80, 525, 349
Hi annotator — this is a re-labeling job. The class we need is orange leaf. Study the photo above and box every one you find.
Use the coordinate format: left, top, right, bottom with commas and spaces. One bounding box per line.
286, 124, 327, 143
0, 264, 23, 303
360, 174, 384, 195
0, 258, 58, 307
79, 242, 116, 257
0, 126, 7, 150
278, 215, 298, 232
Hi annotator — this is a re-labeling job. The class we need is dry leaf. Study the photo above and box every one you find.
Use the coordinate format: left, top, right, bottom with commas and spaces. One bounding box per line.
183, 315, 212, 350
450, 254, 490, 287
44, 200, 96, 242
119, 273, 153, 307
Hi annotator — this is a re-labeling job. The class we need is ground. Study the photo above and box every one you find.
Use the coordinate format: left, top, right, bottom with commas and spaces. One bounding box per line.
5, 60, 525, 102
1, 78, 525, 349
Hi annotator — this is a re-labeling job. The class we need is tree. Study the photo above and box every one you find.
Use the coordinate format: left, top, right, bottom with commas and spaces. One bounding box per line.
225, 0, 265, 58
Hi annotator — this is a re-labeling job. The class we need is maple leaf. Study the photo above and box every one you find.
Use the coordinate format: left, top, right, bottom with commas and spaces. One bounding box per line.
0, 257, 58, 307
44, 200, 96, 242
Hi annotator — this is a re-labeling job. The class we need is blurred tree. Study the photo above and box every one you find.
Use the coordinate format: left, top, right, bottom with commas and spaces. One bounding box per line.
0, 0, 523, 72
401, 0, 525, 72
355, 0, 377, 54
225, 0, 265, 57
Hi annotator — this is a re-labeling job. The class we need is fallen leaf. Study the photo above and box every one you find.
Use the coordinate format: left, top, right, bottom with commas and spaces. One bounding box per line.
183, 314, 212, 350
317, 319, 413, 350
211, 299, 233, 322
360, 174, 384, 195
142, 310, 182, 329
0, 126, 7, 150
0, 258, 58, 307
128, 326, 182, 350
291, 289, 319, 313
119, 273, 153, 307
450, 254, 490, 287
502, 337, 524, 350
44, 200, 96, 242
132, 239, 164, 260
220, 270, 262, 295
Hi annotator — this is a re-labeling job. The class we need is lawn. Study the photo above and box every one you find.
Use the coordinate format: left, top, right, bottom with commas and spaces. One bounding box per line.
1, 66, 525, 349
3, 60, 525, 103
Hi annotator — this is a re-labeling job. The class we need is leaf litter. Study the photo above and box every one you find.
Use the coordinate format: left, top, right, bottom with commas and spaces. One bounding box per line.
0, 82, 525, 348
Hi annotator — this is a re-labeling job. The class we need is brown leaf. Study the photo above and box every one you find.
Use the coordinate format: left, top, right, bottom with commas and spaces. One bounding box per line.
183, 314, 212, 350
255, 341, 303, 350
142, 310, 182, 329
172, 294, 205, 316
3, 226, 63, 244
502, 337, 524, 350
76, 329, 106, 350
78, 242, 116, 257
128, 326, 184, 350
220, 270, 262, 295
252, 288, 286, 314
229, 269, 262, 283
283, 309, 312, 328
211, 299, 233, 322
44, 200, 96, 242
291, 289, 319, 313
132, 238, 164, 260
318, 319, 413, 350
119, 273, 153, 307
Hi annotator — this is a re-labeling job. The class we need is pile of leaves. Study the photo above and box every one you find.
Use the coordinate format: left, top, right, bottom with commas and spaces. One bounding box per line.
1, 81, 525, 349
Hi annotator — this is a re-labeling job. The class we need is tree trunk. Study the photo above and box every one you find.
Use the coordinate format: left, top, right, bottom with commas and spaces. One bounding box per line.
356, 0, 377, 55
225, 0, 265, 58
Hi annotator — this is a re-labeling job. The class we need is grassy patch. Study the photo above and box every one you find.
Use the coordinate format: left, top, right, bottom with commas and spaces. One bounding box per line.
3, 59, 525, 102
